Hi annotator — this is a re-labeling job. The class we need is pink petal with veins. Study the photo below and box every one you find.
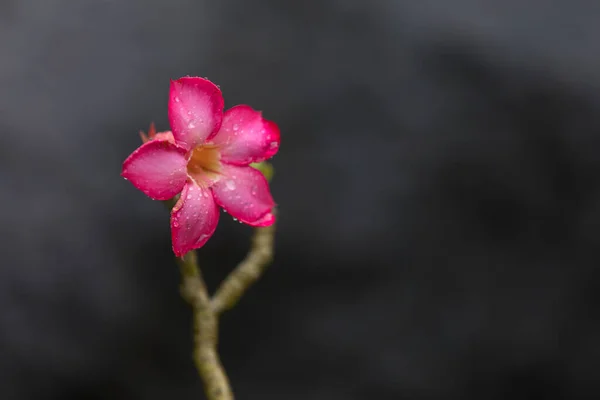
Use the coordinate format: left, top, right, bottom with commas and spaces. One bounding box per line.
168, 77, 224, 150
121, 140, 188, 200
211, 105, 280, 165
170, 181, 220, 256
211, 164, 275, 226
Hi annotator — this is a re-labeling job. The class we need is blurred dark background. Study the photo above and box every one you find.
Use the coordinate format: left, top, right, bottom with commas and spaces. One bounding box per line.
2, 0, 600, 399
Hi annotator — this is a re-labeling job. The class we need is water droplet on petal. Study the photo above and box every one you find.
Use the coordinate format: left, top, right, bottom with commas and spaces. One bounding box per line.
175, 96, 180, 103
270, 141, 278, 149
188, 121, 196, 129
225, 180, 236, 191
187, 194, 192, 199
233, 124, 239, 131
196, 234, 210, 244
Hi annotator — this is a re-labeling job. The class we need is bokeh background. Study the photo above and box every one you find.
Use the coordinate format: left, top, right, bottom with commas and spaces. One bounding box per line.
2, 1, 600, 399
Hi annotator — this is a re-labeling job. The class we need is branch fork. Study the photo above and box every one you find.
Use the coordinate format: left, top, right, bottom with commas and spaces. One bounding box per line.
177, 211, 277, 400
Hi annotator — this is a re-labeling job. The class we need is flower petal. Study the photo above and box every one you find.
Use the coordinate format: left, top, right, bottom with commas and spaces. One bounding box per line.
211, 164, 275, 226
171, 181, 220, 256
122, 140, 188, 200
251, 211, 276, 227
210, 105, 280, 165
168, 77, 224, 150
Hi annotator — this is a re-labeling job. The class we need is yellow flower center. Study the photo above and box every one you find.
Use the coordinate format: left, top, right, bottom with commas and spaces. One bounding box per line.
186, 145, 222, 188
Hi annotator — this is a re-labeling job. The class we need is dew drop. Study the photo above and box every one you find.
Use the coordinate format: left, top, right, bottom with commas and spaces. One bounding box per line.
187, 194, 192, 199
225, 180, 236, 191
270, 141, 278, 149
196, 234, 210, 244
174, 96, 180, 103
233, 124, 239, 131
188, 121, 196, 129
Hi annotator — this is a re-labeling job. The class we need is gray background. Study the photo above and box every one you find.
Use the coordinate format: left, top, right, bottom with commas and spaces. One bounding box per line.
1, 0, 600, 399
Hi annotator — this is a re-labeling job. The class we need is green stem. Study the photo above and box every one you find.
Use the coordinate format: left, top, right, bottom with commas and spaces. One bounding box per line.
164, 191, 276, 400
178, 251, 234, 400
211, 209, 277, 315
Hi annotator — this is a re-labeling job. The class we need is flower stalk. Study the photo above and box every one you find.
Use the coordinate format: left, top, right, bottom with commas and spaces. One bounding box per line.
212, 209, 276, 314
178, 251, 234, 400
168, 165, 276, 400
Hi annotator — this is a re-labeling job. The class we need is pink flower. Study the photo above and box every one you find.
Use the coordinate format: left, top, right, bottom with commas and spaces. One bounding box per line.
122, 77, 280, 256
